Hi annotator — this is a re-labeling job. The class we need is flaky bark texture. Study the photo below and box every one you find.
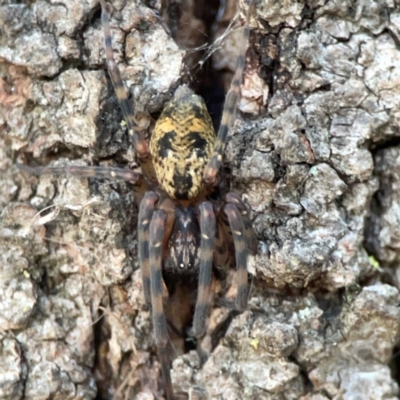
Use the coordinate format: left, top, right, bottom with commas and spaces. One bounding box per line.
1, 0, 400, 399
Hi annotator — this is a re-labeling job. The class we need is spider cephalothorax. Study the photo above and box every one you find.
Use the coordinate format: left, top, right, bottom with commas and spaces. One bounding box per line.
18, 1, 257, 399
166, 204, 201, 273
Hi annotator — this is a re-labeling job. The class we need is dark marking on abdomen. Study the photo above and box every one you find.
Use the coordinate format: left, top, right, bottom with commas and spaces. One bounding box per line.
173, 172, 193, 200
187, 131, 208, 159
157, 131, 176, 159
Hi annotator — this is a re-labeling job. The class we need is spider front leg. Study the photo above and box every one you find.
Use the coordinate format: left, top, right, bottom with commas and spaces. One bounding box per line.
149, 209, 174, 400
191, 201, 216, 337
138, 191, 159, 305
226, 192, 257, 255
224, 199, 250, 311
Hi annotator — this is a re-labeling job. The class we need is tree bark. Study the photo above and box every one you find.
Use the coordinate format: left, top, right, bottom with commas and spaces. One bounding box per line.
1, 1, 400, 400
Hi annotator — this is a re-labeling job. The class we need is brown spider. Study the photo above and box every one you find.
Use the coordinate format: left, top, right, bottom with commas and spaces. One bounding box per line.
18, 1, 257, 398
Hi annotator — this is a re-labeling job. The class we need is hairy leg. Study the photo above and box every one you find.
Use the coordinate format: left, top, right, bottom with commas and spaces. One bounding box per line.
99, 0, 149, 160
191, 201, 216, 337
149, 209, 174, 400
226, 192, 257, 254
224, 202, 249, 311
17, 164, 149, 201
138, 191, 159, 305
203, 0, 255, 185
100, 0, 158, 184
17, 164, 142, 183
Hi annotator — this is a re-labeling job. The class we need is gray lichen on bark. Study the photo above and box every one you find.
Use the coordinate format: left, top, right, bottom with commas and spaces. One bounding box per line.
1, 0, 400, 399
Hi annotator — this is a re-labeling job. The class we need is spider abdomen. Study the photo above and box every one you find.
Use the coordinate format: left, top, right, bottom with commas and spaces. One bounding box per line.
150, 86, 215, 200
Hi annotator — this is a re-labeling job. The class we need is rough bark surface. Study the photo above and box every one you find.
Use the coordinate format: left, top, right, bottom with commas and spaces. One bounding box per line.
1, 0, 400, 400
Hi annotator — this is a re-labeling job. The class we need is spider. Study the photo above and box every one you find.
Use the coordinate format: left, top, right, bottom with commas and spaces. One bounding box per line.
18, 0, 257, 398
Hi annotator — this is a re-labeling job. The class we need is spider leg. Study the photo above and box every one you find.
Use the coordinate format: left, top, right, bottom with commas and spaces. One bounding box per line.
138, 191, 159, 305
224, 202, 249, 311
17, 164, 150, 209
17, 164, 148, 200
17, 164, 144, 183
226, 192, 257, 254
149, 209, 174, 400
100, 1, 154, 173
191, 201, 216, 337
203, 0, 255, 185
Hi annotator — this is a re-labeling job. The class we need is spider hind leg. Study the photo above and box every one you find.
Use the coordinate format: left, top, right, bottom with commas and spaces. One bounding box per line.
203, 0, 255, 185
100, 0, 158, 183
99, 0, 148, 158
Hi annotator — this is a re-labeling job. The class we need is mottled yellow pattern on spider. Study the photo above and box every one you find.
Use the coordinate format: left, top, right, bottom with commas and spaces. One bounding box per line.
150, 86, 216, 200
19, 2, 257, 399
